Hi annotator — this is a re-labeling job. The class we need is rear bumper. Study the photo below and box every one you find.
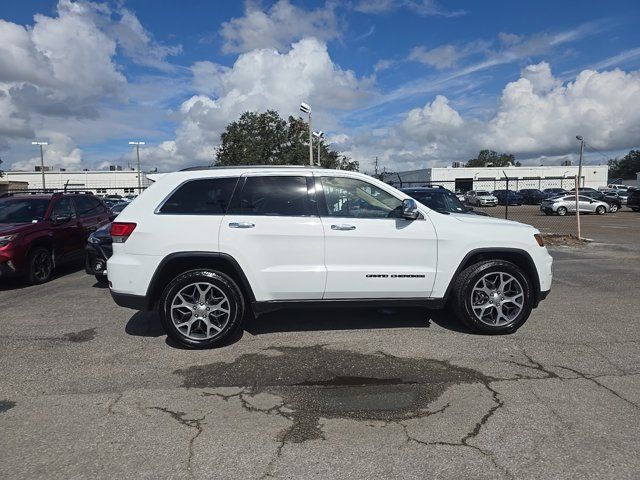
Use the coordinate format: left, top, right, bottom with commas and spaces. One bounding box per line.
110, 290, 147, 310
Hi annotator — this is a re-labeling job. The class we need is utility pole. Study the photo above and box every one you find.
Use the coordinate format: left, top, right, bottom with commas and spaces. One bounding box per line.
374, 156, 379, 177
128, 141, 145, 192
32, 141, 49, 190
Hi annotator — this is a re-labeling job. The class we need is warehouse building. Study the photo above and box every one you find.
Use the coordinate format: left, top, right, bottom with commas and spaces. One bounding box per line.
382, 164, 609, 192
4, 169, 151, 195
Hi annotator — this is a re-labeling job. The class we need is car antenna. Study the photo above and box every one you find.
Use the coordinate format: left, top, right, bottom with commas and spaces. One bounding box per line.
63, 180, 70, 192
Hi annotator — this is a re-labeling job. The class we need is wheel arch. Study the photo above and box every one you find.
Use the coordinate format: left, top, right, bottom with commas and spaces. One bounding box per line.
145, 252, 255, 310
443, 248, 542, 307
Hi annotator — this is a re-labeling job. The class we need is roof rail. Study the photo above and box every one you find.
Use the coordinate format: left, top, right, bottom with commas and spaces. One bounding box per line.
179, 164, 324, 172
0, 189, 96, 198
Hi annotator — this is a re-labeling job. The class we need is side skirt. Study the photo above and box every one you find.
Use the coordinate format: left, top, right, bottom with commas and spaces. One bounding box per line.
252, 297, 446, 316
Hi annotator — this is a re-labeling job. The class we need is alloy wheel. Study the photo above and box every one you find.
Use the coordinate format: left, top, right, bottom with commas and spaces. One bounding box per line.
470, 272, 524, 327
170, 282, 231, 340
33, 251, 52, 282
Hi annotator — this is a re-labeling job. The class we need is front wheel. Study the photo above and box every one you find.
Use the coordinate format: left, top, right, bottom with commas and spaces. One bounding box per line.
27, 247, 53, 284
159, 270, 245, 348
556, 206, 567, 216
596, 205, 606, 215
608, 203, 618, 213
450, 260, 534, 334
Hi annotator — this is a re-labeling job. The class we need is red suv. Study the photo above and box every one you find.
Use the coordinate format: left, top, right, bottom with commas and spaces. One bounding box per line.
0, 192, 112, 283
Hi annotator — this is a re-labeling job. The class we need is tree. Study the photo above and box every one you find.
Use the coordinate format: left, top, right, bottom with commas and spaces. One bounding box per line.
216, 110, 358, 171
608, 150, 640, 179
466, 150, 517, 167
0, 156, 4, 178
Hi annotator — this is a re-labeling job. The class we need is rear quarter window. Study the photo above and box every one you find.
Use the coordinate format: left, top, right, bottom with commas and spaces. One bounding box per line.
158, 177, 239, 214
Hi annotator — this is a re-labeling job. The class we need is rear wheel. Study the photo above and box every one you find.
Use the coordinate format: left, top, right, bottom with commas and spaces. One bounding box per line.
557, 206, 567, 216
159, 269, 245, 348
608, 203, 618, 213
596, 205, 606, 215
27, 247, 53, 284
450, 260, 534, 334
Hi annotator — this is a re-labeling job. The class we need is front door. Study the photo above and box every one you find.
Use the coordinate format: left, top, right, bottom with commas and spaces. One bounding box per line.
318, 175, 438, 299
219, 174, 326, 301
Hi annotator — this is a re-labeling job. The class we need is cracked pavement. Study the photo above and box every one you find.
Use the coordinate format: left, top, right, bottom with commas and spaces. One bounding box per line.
1, 238, 639, 479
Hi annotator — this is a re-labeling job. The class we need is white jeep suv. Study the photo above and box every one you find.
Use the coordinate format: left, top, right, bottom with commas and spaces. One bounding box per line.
108, 167, 552, 348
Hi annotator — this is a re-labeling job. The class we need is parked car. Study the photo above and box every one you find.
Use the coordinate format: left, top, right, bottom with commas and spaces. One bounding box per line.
464, 190, 498, 207
85, 203, 129, 283
518, 189, 550, 205
542, 188, 569, 197
107, 167, 552, 348
577, 190, 622, 213
610, 190, 630, 205
627, 189, 640, 211
401, 187, 489, 216
492, 190, 524, 206
0, 191, 111, 283
540, 195, 610, 216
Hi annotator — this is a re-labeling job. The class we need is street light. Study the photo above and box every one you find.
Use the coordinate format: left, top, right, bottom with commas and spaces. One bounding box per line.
299, 102, 313, 165
128, 141, 145, 193
575, 135, 584, 188
313, 131, 324, 166
31, 141, 49, 189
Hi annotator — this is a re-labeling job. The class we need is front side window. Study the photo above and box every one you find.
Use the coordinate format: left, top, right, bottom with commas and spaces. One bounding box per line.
229, 176, 313, 216
159, 177, 238, 215
411, 191, 466, 214
51, 198, 76, 219
321, 176, 403, 218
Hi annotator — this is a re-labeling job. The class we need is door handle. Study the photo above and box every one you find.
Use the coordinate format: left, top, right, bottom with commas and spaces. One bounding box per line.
331, 224, 356, 231
229, 222, 255, 229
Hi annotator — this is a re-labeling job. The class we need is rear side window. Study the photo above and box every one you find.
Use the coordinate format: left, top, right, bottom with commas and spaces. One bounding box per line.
159, 177, 238, 215
74, 196, 104, 217
228, 176, 313, 216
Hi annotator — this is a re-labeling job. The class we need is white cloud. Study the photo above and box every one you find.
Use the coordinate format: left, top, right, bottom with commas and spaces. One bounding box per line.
145, 37, 373, 167
352, 63, 640, 171
354, 0, 466, 17
220, 0, 340, 54
409, 44, 465, 70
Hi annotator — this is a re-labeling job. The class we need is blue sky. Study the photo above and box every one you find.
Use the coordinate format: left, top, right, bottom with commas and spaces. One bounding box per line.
0, 0, 639, 173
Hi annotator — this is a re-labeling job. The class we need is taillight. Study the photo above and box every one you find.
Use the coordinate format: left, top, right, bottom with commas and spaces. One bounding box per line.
111, 222, 137, 243
534, 234, 544, 247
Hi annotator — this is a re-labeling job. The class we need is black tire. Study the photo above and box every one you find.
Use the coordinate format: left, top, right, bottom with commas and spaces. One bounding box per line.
557, 206, 567, 216
159, 269, 245, 349
449, 260, 534, 334
608, 203, 618, 213
633, 207, 640, 212
27, 247, 53, 284
596, 205, 606, 215
95, 274, 108, 284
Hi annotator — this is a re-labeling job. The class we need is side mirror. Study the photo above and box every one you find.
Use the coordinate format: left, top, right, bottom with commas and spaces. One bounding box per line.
53, 214, 72, 224
402, 198, 419, 220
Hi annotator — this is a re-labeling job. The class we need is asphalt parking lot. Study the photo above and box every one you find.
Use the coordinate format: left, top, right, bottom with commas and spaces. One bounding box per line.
1, 215, 639, 479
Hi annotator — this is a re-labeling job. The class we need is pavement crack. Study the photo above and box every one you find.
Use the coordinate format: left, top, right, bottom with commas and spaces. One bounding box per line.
106, 393, 123, 415
553, 365, 639, 410
148, 406, 208, 478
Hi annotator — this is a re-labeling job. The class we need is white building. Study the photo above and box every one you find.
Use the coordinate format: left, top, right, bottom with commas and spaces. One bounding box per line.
382, 165, 609, 192
4, 169, 152, 195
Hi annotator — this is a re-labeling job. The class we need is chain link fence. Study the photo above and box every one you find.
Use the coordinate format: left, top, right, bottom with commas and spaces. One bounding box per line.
386, 176, 587, 237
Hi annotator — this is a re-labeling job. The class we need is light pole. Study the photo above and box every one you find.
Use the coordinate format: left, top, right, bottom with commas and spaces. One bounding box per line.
128, 141, 145, 192
575, 135, 584, 188
32, 141, 49, 190
299, 102, 313, 165
313, 131, 324, 166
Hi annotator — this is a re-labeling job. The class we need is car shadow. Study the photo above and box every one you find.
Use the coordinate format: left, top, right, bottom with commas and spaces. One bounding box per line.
124, 307, 476, 349
0, 262, 84, 291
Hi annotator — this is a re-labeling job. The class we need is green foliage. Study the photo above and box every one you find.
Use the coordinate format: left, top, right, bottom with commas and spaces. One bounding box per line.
216, 110, 358, 171
466, 150, 517, 168
608, 150, 640, 179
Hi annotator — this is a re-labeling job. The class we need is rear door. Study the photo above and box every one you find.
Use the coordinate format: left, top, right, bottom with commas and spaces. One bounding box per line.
318, 174, 437, 299
219, 174, 325, 301
73, 196, 110, 245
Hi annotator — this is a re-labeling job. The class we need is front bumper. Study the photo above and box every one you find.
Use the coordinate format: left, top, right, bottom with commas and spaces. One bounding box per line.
85, 243, 112, 276
0, 260, 18, 278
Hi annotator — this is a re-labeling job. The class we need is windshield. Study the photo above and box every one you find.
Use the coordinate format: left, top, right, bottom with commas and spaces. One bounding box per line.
0, 198, 50, 223
410, 190, 466, 214
476, 191, 491, 196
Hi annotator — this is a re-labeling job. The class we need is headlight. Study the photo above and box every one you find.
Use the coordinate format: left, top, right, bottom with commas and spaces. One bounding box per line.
88, 234, 101, 244
0, 234, 16, 247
